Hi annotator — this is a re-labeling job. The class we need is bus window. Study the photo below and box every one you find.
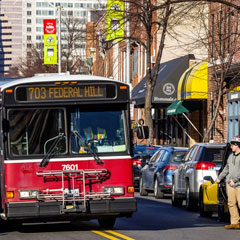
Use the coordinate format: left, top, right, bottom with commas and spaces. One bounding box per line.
8, 108, 67, 156
70, 107, 126, 154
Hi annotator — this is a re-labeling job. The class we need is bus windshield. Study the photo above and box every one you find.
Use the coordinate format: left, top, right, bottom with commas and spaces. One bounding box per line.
8, 106, 127, 157
70, 107, 126, 154
8, 108, 66, 156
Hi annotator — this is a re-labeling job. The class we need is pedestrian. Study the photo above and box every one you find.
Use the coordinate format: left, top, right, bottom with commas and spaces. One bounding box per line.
216, 135, 240, 229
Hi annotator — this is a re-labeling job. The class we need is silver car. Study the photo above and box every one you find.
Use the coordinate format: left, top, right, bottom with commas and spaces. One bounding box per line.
171, 143, 226, 210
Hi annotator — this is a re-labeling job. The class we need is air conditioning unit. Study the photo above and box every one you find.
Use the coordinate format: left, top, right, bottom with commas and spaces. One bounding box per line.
151, 55, 155, 63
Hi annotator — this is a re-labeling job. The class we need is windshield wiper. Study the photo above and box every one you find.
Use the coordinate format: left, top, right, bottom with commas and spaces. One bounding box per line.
72, 130, 103, 165
40, 133, 65, 167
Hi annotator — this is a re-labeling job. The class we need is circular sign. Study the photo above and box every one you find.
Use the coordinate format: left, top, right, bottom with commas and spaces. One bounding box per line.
163, 83, 175, 95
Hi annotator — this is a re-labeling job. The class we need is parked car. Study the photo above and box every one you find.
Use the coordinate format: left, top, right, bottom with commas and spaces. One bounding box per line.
199, 143, 231, 221
139, 147, 188, 199
132, 145, 161, 189
171, 143, 226, 210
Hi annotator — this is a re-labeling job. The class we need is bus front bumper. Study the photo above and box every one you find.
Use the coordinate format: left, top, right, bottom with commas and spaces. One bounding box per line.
4, 197, 137, 220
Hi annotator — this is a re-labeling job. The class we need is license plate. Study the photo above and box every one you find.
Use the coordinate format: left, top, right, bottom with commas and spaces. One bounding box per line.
63, 189, 79, 196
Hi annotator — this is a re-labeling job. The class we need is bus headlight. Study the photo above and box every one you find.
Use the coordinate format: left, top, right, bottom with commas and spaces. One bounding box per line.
19, 190, 39, 199
103, 186, 124, 195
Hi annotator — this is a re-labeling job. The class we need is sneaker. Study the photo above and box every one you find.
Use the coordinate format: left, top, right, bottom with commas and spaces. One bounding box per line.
224, 224, 240, 229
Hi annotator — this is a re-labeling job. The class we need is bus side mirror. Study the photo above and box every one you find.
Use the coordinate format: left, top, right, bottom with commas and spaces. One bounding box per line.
137, 126, 149, 139
2, 119, 9, 133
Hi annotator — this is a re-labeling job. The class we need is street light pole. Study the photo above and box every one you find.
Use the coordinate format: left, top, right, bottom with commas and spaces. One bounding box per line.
57, 6, 62, 73
46, 2, 62, 73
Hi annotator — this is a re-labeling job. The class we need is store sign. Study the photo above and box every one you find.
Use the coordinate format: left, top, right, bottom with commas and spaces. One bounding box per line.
44, 19, 57, 65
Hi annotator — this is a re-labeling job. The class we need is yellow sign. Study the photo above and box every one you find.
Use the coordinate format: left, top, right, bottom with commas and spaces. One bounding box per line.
106, 0, 124, 41
44, 34, 57, 65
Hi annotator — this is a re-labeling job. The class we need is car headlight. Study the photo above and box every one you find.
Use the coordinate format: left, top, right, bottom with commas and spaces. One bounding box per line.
19, 190, 39, 199
103, 186, 124, 195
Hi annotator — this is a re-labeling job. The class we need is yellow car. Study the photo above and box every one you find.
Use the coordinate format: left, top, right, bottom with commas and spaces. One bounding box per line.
199, 177, 218, 217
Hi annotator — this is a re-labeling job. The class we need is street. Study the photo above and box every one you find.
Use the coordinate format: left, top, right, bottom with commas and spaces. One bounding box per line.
0, 193, 239, 240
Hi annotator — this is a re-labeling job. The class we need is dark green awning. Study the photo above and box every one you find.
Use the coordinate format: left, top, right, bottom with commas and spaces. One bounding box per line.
166, 100, 189, 115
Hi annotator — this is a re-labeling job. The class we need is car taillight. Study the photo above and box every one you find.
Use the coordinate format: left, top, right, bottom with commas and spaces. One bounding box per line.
164, 164, 178, 171
132, 160, 142, 166
195, 161, 216, 170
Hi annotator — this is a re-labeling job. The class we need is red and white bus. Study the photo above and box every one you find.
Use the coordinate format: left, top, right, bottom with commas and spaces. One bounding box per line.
0, 73, 138, 228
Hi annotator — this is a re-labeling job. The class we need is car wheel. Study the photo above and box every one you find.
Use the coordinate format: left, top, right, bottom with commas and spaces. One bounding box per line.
171, 180, 183, 207
139, 176, 148, 196
154, 178, 164, 199
218, 205, 230, 222
185, 182, 197, 210
199, 188, 212, 217
98, 217, 116, 229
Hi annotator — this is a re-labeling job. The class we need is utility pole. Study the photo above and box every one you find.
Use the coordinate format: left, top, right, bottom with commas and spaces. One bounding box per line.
126, 1, 130, 84
46, 2, 62, 73
57, 6, 62, 73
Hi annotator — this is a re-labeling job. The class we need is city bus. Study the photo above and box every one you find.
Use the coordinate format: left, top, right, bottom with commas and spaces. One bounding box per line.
0, 73, 137, 228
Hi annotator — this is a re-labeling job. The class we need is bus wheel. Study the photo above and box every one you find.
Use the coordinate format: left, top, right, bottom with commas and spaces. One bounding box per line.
98, 217, 116, 229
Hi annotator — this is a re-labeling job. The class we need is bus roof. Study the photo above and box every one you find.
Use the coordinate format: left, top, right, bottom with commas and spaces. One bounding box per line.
0, 74, 128, 91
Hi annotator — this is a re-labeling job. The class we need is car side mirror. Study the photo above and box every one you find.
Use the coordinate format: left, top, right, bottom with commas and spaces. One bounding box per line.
203, 176, 214, 184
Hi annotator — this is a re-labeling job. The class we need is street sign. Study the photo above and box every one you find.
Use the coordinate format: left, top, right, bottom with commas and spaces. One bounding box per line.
44, 19, 57, 65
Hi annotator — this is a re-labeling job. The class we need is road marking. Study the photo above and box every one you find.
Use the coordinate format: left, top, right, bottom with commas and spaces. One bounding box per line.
91, 230, 120, 240
105, 230, 135, 240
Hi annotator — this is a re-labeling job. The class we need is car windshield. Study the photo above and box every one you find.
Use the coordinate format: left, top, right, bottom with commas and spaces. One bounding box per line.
201, 147, 225, 163
170, 151, 187, 163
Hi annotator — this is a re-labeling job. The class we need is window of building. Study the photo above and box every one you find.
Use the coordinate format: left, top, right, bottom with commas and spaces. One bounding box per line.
27, 44, 32, 48
27, 27, 31, 32
68, 10, 73, 16
27, 3, 31, 7
68, 3, 73, 8
36, 18, 43, 24
36, 27, 42, 32
27, 36, 31, 41
27, 11, 31, 16
27, 19, 31, 24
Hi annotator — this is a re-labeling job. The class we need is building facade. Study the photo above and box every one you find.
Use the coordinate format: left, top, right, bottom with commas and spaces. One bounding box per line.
0, 0, 106, 75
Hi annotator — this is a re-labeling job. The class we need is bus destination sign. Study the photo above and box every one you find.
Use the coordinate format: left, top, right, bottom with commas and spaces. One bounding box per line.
16, 85, 107, 102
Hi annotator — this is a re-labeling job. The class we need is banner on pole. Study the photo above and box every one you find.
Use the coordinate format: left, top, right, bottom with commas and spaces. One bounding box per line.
44, 19, 57, 65
106, 0, 124, 42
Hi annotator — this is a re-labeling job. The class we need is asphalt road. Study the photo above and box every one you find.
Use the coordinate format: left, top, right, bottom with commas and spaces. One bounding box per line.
0, 193, 239, 240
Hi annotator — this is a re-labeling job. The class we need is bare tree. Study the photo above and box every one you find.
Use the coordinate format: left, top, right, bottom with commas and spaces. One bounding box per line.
8, 44, 57, 77
100, 0, 240, 144
61, 15, 86, 73
203, 3, 240, 142
9, 15, 87, 77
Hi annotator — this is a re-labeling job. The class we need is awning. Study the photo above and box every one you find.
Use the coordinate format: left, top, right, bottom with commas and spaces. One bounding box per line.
166, 100, 203, 138
131, 54, 195, 107
177, 62, 208, 100
166, 100, 189, 115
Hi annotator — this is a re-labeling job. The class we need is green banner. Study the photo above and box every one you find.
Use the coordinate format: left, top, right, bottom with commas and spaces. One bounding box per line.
44, 34, 57, 65
106, 0, 124, 42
